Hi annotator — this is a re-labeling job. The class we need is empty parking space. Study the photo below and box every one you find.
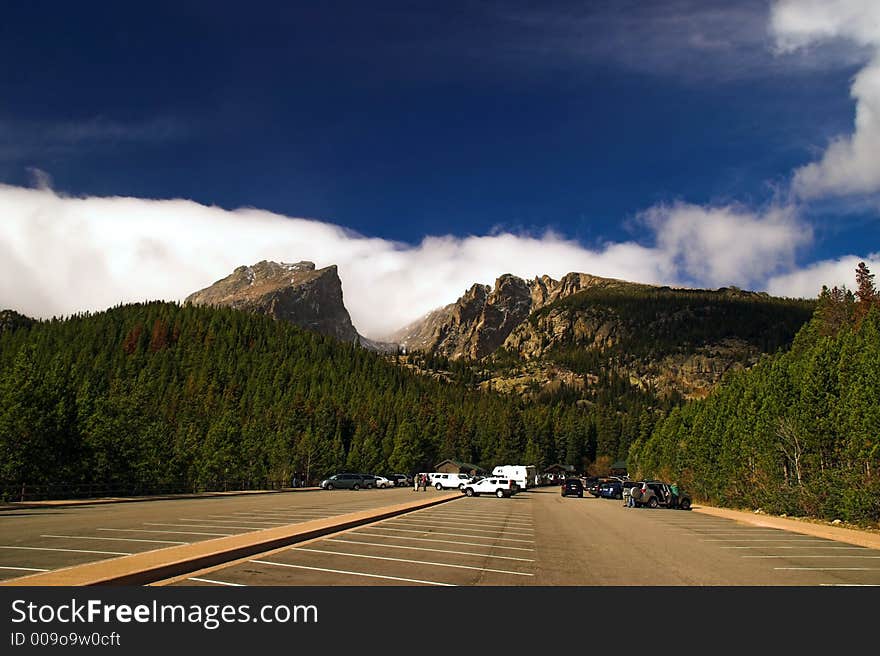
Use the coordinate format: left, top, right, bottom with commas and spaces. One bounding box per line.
638, 508, 880, 586
167, 494, 536, 586
0, 487, 435, 582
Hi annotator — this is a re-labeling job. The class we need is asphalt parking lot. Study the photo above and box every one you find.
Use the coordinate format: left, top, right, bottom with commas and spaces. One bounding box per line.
3, 485, 878, 586
164, 487, 880, 587
168, 493, 535, 586
0, 487, 432, 582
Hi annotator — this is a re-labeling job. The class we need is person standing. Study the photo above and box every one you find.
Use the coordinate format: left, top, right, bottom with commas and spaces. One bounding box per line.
413, 474, 419, 492
670, 482, 680, 509
622, 484, 631, 508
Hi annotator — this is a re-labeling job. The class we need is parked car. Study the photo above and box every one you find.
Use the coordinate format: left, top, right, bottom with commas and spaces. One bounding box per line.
584, 477, 603, 497
356, 474, 378, 489
372, 475, 393, 489
598, 480, 623, 499
630, 480, 692, 509
429, 472, 472, 490
561, 478, 584, 498
460, 477, 518, 498
320, 473, 366, 490
389, 474, 412, 487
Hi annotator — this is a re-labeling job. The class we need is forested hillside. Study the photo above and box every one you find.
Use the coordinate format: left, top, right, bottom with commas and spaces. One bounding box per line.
630, 264, 880, 525
0, 302, 625, 496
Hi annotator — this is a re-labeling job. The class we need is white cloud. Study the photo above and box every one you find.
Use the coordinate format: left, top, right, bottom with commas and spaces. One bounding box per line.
771, 1, 880, 198
641, 202, 810, 288
767, 253, 880, 298
0, 184, 824, 339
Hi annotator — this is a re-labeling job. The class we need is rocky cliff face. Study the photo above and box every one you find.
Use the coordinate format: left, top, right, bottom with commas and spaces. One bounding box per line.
390, 272, 631, 359
185, 260, 361, 344
390, 273, 813, 401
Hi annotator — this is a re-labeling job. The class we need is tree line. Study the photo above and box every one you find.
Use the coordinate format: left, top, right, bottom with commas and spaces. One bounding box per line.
629, 263, 880, 525
0, 302, 649, 496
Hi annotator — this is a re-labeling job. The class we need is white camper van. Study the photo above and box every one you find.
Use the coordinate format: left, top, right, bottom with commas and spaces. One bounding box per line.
491, 465, 537, 490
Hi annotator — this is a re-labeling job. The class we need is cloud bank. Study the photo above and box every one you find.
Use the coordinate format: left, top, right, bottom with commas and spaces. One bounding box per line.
1, 184, 851, 339
772, 0, 880, 198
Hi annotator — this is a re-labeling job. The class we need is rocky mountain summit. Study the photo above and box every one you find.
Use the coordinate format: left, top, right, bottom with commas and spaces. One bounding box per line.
389, 272, 632, 359
185, 260, 362, 344
390, 273, 814, 400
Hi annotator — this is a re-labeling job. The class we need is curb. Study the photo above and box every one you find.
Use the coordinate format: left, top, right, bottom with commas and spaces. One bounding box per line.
0, 492, 462, 586
693, 504, 880, 551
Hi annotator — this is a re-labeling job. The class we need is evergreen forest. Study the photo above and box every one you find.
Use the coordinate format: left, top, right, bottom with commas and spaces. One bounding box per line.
630, 263, 880, 525
0, 302, 657, 498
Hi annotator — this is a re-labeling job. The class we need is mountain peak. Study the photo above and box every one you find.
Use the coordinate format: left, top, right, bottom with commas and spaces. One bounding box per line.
186, 260, 360, 343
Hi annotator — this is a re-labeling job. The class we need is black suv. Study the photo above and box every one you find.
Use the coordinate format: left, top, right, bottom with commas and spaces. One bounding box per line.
561, 478, 584, 498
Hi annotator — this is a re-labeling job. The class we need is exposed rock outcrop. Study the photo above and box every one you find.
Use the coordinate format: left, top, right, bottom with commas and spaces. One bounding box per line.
185, 260, 361, 344
390, 272, 632, 359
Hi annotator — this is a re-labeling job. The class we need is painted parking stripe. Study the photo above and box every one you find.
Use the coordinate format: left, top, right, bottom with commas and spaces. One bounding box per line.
143, 523, 264, 531
820, 583, 880, 587
701, 538, 835, 542
0, 566, 50, 572
178, 518, 288, 525
41, 534, 188, 545
721, 546, 868, 550
97, 528, 233, 537
428, 509, 533, 518
432, 511, 532, 523
367, 526, 533, 544
326, 538, 534, 562
394, 517, 534, 532
250, 560, 454, 586
293, 547, 533, 576
353, 531, 534, 551
0, 546, 131, 555
775, 567, 880, 571
743, 555, 880, 559
383, 520, 533, 537
188, 577, 246, 586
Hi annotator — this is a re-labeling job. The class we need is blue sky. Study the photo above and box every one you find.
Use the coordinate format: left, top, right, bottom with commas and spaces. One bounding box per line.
1, 1, 880, 337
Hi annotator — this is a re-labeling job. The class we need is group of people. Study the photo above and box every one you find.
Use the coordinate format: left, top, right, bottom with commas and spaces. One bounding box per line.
412, 473, 430, 491
622, 482, 679, 508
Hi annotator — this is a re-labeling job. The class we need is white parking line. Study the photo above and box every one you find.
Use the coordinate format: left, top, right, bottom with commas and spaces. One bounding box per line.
293, 547, 533, 576
431, 512, 533, 524
429, 509, 533, 520
367, 526, 533, 544
775, 567, 880, 571
143, 523, 264, 531
0, 546, 131, 555
326, 538, 534, 562
178, 518, 287, 525
41, 535, 188, 545
395, 517, 534, 532
97, 528, 233, 537
354, 531, 534, 551
743, 555, 880, 559
721, 546, 867, 550
188, 577, 246, 586
231, 511, 330, 516
702, 539, 833, 542
383, 520, 533, 537
684, 530, 790, 534
820, 583, 880, 587
0, 566, 50, 572
250, 560, 454, 586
